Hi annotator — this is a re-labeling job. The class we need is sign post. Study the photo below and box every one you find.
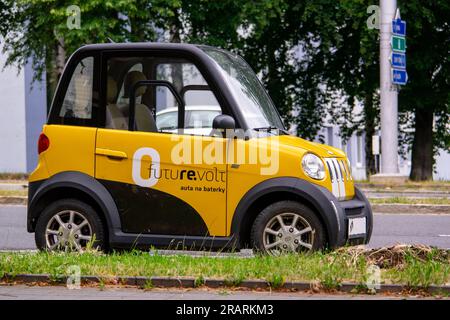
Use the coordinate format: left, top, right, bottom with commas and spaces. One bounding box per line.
391, 13, 408, 86
391, 52, 406, 68
371, 0, 408, 183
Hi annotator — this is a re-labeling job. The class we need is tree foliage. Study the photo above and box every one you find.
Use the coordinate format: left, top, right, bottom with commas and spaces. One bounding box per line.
399, 1, 450, 180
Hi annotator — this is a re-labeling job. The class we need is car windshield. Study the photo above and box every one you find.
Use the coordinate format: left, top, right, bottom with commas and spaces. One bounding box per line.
200, 47, 284, 131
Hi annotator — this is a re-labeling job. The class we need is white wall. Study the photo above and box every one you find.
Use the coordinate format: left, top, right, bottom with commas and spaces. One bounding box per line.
0, 43, 27, 172
0, 42, 47, 173
315, 125, 449, 181
434, 149, 450, 181
24, 62, 47, 172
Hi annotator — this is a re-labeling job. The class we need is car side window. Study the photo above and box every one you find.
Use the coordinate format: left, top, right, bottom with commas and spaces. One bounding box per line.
60, 57, 94, 120
154, 86, 181, 133
104, 62, 143, 130
104, 56, 222, 135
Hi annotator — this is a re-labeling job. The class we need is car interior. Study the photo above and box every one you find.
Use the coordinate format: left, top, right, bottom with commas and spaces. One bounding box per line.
105, 57, 221, 135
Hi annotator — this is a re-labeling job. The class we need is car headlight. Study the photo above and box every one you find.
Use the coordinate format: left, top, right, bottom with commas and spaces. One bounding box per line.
302, 153, 325, 180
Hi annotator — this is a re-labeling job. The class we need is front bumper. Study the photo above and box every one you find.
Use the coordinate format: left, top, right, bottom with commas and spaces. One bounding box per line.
325, 186, 373, 246
339, 187, 373, 245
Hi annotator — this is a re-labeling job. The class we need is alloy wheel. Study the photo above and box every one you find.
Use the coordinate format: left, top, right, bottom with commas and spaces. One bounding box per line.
45, 210, 93, 251
263, 213, 314, 254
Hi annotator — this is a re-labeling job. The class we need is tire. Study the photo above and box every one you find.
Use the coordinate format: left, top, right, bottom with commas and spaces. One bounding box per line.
251, 201, 325, 254
35, 198, 106, 252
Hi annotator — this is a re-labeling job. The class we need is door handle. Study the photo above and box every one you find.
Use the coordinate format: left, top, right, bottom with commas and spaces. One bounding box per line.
95, 148, 128, 160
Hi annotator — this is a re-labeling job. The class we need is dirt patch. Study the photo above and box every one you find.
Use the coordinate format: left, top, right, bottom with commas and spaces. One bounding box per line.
0, 196, 27, 205
338, 244, 450, 269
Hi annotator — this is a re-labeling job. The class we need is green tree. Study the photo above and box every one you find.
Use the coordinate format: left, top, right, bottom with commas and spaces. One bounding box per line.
308, 1, 380, 176
399, 1, 450, 180
314, 1, 450, 180
0, 0, 182, 107
255, 1, 448, 181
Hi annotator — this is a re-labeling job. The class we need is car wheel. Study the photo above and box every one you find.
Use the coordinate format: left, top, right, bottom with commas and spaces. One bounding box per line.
251, 201, 325, 254
35, 198, 105, 252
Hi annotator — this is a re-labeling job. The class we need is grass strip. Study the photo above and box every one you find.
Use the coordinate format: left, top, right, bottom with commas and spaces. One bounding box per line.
0, 247, 448, 290
369, 197, 450, 205
0, 190, 28, 197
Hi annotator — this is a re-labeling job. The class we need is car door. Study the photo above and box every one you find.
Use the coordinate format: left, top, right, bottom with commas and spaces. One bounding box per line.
44, 54, 99, 178
95, 53, 228, 237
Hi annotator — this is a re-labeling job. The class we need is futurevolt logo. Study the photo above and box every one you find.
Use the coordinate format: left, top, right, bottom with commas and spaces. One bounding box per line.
132, 146, 226, 189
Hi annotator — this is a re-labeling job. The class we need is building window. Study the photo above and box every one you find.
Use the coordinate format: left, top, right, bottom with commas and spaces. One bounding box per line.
356, 134, 363, 167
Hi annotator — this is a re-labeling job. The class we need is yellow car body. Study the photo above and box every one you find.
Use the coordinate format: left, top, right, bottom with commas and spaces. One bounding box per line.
28, 43, 372, 252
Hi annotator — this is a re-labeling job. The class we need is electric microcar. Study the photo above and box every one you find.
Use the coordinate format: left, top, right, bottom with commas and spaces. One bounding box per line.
27, 43, 373, 254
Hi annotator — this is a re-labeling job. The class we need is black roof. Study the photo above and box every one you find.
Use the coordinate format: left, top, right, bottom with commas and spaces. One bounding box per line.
75, 42, 218, 54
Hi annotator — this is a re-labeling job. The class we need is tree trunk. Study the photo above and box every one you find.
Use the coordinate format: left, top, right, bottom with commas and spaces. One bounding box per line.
364, 91, 377, 176
410, 107, 434, 181
45, 40, 65, 112
55, 39, 66, 79
169, 10, 184, 93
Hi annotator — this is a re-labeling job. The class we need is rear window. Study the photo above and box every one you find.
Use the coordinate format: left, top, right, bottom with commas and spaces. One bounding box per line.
59, 57, 94, 120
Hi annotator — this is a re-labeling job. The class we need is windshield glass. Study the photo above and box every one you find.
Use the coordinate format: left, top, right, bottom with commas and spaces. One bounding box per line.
200, 47, 284, 130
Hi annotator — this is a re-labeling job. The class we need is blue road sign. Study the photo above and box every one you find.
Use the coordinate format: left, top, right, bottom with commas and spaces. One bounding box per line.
392, 68, 408, 85
392, 18, 406, 36
391, 52, 406, 69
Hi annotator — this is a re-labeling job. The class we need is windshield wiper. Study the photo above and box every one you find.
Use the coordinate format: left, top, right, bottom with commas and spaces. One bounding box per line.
253, 126, 289, 135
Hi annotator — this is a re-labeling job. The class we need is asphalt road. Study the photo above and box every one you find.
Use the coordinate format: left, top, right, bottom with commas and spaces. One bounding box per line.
0, 205, 449, 250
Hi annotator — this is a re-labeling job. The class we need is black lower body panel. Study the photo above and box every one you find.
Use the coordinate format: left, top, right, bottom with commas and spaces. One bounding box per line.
110, 232, 238, 251
99, 180, 209, 236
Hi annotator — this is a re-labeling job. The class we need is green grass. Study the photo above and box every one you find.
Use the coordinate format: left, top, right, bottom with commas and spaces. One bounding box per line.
0, 190, 27, 197
369, 197, 450, 205
0, 249, 448, 289
384, 249, 450, 289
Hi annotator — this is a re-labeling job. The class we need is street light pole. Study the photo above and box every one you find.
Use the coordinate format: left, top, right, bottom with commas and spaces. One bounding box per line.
379, 0, 399, 175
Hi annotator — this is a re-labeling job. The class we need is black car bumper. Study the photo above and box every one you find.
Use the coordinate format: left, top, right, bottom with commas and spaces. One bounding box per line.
329, 186, 373, 246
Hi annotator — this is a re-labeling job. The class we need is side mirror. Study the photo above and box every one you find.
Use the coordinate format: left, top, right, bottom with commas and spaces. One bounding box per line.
212, 114, 235, 130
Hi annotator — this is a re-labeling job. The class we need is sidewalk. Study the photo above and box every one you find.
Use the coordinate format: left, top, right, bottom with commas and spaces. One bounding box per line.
1, 284, 442, 300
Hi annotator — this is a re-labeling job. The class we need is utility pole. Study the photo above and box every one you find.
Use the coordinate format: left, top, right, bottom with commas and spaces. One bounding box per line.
372, 0, 407, 183
379, 0, 398, 175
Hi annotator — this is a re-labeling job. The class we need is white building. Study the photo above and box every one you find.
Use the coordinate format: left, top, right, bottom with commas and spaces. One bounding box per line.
314, 125, 450, 181
0, 42, 47, 173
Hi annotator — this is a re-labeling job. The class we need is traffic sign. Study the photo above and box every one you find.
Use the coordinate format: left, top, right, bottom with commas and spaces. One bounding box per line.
392, 68, 408, 85
392, 18, 406, 36
392, 36, 406, 52
391, 52, 406, 69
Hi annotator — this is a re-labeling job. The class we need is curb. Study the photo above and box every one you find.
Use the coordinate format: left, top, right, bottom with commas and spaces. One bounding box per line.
371, 203, 450, 214
0, 183, 28, 191
2, 273, 449, 295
